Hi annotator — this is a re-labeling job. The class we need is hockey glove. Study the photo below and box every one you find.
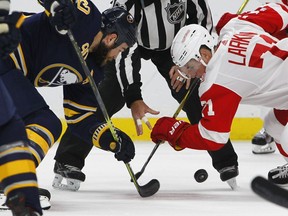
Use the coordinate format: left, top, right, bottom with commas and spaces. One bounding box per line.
0, 12, 23, 58
43, 0, 77, 34
151, 117, 190, 151
92, 123, 135, 163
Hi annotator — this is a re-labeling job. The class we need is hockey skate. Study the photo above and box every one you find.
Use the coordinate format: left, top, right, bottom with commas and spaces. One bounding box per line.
5, 192, 41, 216
0, 186, 51, 211
252, 128, 275, 154
52, 161, 86, 191
219, 165, 239, 190
38, 188, 51, 210
268, 163, 288, 186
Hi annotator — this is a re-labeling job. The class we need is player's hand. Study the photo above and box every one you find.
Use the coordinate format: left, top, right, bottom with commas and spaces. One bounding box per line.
169, 65, 191, 92
44, 0, 77, 34
130, 100, 160, 136
114, 129, 135, 163
151, 117, 190, 151
0, 12, 24, 58
92, 123, 135, 163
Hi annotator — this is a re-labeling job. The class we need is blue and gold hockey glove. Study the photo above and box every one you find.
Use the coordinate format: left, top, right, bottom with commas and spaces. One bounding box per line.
92, 123, 135, 163
0, 11, 24, 58
43, 0, 77, 34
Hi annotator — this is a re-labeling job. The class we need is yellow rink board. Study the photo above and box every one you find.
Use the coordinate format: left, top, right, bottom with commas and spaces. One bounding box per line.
60, 117, 263, 142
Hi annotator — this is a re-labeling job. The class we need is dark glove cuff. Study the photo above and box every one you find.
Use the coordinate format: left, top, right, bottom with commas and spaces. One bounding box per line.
125, 82, 143, 108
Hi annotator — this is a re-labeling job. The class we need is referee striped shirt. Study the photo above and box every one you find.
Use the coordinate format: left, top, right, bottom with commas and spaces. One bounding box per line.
110, 0, 213, 106
112, 0, 213, 50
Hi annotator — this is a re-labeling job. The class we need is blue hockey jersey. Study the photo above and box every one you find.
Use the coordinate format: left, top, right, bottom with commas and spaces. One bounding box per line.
11, 0, 103, 87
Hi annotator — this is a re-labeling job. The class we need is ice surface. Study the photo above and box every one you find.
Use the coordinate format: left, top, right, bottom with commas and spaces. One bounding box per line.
2, 141, 288, 216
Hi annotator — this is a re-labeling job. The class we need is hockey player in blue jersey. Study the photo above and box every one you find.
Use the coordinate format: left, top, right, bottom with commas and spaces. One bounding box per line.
0, 0, 43, 215
0, 0, 137, 213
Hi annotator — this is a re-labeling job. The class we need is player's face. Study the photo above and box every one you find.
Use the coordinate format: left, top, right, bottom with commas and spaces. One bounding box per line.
90, 41, 128, 66
89, 32, 128, 66
104, 42, 129, 64
179, 58, 206, 79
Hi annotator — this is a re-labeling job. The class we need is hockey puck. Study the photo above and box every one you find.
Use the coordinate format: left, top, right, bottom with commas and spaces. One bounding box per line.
194, 169, 208, 183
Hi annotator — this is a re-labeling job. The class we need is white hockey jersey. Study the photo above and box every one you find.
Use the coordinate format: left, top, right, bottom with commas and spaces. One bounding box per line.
178, 3, 288, 151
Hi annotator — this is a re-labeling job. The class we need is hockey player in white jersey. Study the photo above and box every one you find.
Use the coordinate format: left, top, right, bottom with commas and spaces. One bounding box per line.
250, 0, 288, 155
150, 2, 288, 188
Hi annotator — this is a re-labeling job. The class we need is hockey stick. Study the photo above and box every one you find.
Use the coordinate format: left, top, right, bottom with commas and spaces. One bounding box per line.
133, 78, 201, 180
67, 30, 159, 197
237, 0, 250, 14
133, 0, 250, 181
251, 176, 288, 208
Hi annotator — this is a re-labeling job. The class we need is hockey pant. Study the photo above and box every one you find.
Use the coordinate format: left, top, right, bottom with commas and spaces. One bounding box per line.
264, 109, 288, 159
54, 76, 124, 168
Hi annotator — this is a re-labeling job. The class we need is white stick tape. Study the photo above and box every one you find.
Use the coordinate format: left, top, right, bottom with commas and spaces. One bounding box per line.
0, 24, 9, 34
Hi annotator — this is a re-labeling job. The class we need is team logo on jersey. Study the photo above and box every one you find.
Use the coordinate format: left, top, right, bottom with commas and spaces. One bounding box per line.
35, 64, 83, 87
165, 1, 185, 24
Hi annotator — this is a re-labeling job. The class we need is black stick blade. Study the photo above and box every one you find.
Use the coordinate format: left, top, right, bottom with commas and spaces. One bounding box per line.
251, 176, 288, 208
139, 179, 160, 198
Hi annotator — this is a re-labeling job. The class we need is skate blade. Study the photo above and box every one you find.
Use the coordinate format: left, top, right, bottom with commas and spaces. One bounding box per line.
226, 177, 239, 190
52, 174, 81, 191
40, 195, 51, 210
252, 144, 275, 154
0, 193, 8, 210
0, 193, 50, 210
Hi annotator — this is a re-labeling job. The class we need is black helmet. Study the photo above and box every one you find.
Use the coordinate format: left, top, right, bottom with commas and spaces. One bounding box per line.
101, 7, 137, 48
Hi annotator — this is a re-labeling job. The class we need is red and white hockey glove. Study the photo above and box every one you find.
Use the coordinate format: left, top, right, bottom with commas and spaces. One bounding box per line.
150, 117, 190, 151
